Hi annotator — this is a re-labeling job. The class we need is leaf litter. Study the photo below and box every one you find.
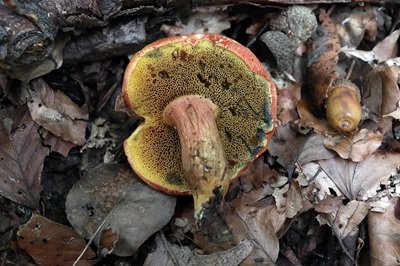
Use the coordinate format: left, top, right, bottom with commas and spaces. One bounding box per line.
0, 2, 400, 265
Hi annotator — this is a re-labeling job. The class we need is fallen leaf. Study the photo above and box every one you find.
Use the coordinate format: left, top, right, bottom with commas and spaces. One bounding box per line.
144, 235, 253, 266
0, 108, 49, 208
333, 6, 377, 48
332, 200, 368, 239
373, 29, 400, 63
268, 124, 309, 171
39, 128, 76, 157
65, 163, 176, 256
368, 197, 400, 266
379, 66, 400, 134
314, 196, 344, 214
99, 228, 118, 256
316, 152, 400, 200
28, 78, 88, 146
297, 133, 336, 164
296, 100, 337, 136
323, 128, 383, 162
227, 198, 286, 264
17, 214, 96, 266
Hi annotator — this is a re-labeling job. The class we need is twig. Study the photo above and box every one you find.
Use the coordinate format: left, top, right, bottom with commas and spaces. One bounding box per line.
325, 214, 355, 263
345, 60, 356, 80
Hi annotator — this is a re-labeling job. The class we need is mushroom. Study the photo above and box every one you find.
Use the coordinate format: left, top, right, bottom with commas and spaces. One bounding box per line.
122, 34, 276, 236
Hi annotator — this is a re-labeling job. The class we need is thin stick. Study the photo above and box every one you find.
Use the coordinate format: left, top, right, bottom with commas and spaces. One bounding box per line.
159, 232, 182, 266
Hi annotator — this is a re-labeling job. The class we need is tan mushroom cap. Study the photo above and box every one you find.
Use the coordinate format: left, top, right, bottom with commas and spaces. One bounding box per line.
123, 34, 277, 195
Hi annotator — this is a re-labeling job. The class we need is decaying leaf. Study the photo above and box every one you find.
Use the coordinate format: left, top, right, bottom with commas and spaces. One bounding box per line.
296, 100, 337, 136
144, 235, 253, 266
323, 128, 383, 162
368, 197, 400, 266
28, 78, 88, 146
302, 152, 400, 201
332, 6, 377, 48
17, 214, 96, 266
327, 200, 369, 239
65, 163, 176, 256
0, 108, 49, 208
379, 66, 400, 134
373, 29, 400, 63
39, 128, 76, 157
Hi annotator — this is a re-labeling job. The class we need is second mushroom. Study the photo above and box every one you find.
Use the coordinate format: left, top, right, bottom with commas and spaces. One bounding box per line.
123, 34, 276, 237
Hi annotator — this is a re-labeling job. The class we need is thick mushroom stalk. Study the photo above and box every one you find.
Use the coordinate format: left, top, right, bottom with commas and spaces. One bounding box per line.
163, 95, 229, 222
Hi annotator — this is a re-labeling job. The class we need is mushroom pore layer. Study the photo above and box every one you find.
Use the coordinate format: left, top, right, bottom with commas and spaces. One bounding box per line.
125, 39, 274, 194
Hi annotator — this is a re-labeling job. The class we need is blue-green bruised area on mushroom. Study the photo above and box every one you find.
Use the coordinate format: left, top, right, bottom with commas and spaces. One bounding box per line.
124, 39, 274, 194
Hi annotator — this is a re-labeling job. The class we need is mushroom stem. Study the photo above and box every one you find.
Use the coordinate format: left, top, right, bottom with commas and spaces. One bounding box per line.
163, 95, 229, 223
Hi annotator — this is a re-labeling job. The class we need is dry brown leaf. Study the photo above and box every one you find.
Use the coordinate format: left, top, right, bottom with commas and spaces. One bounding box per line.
314, 196, 344, 214
363, 70, 383, 121
99, 228, 119, 256
66, 163, 176, 256
268, 124, 309, 170
368, 197, 400, 266
323, 128, 383, 162
373, 29, 400, 63
28, 78, 88, 146
273, 180, 312, 219
39, 128, 76, 157
379, 66, 400, 134
297, 133, 336, 164
333, 6, 377, 48
332, 200, 368, 239
0, 108, 49, 208
144, 235, 252, 266
317, 152, 400, 200
276, 80, 301, 124
296, 100, 337, 136
17, 214, 96, 266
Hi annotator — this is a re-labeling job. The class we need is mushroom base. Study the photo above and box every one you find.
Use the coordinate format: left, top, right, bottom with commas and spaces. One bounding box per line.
163, 95, 229, 223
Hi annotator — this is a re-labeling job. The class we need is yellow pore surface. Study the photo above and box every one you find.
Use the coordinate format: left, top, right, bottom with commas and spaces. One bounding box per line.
125, 39, 274, 194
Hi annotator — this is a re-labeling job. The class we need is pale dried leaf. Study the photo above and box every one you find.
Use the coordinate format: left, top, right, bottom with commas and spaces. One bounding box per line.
332, 200, 368, 239
318, 152, 400, 200
368, 197, 400, 266
379, 66, 400, 134
340, 46, 375, 64
297, 134, 336, 165
333, 6, 377, 48
145, 235, 252, 266
17, 214, 96, 266
66, 163, 176, 256
268, 124, 308, 170
323, 129, 383, 162
0, 108, 49, 208
373, 29, 400, 63
227, 199, 285, 264
28, 79, 88, 146
314, 196, 344, 214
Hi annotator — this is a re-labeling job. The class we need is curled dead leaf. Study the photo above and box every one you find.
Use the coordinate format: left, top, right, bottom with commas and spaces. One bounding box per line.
323, 128, 383, 162
368, 197, 400, 266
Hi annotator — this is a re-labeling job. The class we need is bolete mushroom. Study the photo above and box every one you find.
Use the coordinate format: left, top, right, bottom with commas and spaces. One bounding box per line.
123, 34, 276, 234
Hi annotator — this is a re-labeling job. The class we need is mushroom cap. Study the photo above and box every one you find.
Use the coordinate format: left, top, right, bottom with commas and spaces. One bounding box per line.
123, 34, 277, 195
